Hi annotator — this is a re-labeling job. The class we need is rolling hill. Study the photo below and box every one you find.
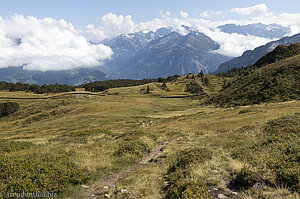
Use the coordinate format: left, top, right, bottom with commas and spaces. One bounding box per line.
209, 43, 300, 106
216, 33, 300, 73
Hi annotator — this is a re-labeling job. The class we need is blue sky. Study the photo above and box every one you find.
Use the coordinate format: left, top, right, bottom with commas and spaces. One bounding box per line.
0, 0, 300, 28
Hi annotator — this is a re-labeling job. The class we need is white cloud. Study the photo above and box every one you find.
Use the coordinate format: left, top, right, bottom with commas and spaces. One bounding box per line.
231, 4, 268, 16
200, 11, 209, 17
0, 14, 113, 71
83, 12, 275, 56
180, 11, 189, 18
85, 12, 136, 42
212, 11, 222, 15
200, 11, 222, 18
207, 31, 272, 57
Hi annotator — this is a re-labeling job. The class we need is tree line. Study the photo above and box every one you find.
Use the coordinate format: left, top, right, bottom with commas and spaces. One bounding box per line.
81, 74, 185, 92
0, 82, 75, 94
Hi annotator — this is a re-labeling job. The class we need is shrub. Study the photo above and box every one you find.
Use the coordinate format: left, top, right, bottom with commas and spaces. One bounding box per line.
0, 140, 34, 153
164, 148, 212, 199
117, 130, 146, 140
0, 102, 19, 117
234, 167, 257, 189
114, 140, 150, 157
263, 115, 300, 136
185, 81, 204, 95
165, 180, 211, 199
0, 154, 89, 195
231, 115, 300, 192
167, 148, 212, 173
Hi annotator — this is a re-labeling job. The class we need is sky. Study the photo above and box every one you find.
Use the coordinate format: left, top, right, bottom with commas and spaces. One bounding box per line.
1, 0, 300, 28
0, 0, 300, 71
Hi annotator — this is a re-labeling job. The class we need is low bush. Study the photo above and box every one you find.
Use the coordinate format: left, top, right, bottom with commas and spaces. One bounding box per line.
233, 167, 258, 189
185, 81, 204, 95
114, 140, 150, 157
0, 102, 19, 117
231, 114, 300, 192
0, 153, 89, 195
165, 180, 211, 199
167, 148, 212, 173
0, 140, 34, 153
164, 148, 212, 199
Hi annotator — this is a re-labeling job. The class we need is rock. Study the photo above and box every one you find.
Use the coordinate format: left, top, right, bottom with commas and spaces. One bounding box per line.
208, 187, 218, 192
103, 186, 109, 189
253, 182, 264, 190
81, 184, 89, 189
121, 189, 128, 193
212, 169, 219, 173
104, 193, 110, 198
218, 194, 227, 199
231, 191, 238, 195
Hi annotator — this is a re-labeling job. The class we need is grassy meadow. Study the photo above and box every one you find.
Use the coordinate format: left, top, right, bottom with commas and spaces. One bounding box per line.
0, 75, 299, 198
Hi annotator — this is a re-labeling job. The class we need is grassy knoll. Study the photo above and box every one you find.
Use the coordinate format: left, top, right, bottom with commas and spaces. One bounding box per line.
0, 77, 299, 198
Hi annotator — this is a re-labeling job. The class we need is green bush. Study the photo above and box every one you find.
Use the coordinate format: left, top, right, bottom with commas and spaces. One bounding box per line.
0, 102, 19, 117
0, 154, 89, 195
165, 180, 211, 199
263, 115, 300, 136
164, 148, 212, 199
117, 130, 146, 141
185, 81, 204, 95
167, 148, 212, 173
0, 140, 34, 153
231, 115, 300, 192
114, 140, 150, 157
234, 167, 257, 189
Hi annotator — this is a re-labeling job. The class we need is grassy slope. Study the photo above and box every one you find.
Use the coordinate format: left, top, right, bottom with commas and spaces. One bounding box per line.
208, 54, 300, 106
0, 78, 299, 198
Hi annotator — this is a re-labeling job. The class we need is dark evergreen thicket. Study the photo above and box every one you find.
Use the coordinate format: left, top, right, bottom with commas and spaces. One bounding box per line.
185, 81, 204, 95
0, 81, 75, 94
81, 75, 181, 92
82, 79, 158, 92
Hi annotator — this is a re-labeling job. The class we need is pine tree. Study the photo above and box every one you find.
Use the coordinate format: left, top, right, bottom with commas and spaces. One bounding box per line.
145, 85, 150, 94
161, 82, 168, 90
198, 70, 204, 78
204, 76, 210, 86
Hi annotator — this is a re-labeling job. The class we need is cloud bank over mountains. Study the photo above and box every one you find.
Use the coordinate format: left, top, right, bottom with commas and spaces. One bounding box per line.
0, 15, 113, 71
0, 4, 300, 71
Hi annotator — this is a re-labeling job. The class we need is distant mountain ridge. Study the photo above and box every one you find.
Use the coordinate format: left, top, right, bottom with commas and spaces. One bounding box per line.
0, 67, 108, 85
216, 33, 300, 73
0, 23, 295, 85
218, 23, 290, 38
103, 26, 231, 79
98, 28, 172, 75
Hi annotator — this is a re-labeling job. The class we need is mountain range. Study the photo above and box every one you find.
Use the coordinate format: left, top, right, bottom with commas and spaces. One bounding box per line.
98, 28, 172, 75
0, 67, 108, 85
116, 29, 231, 79
217, 23, 290, 38
216, 33, 300, 73
0, 23, 298, 85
